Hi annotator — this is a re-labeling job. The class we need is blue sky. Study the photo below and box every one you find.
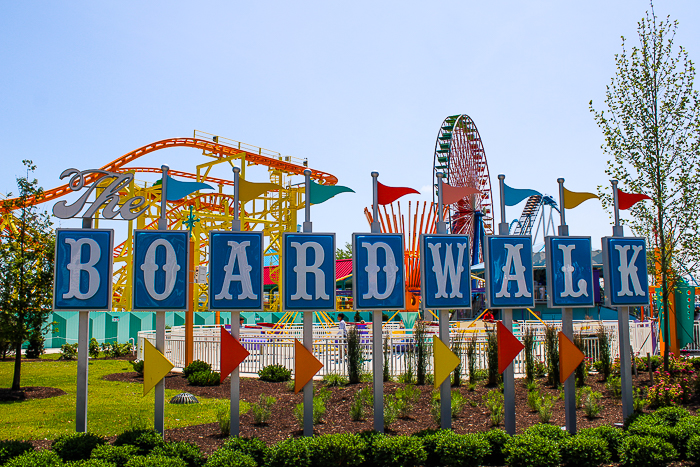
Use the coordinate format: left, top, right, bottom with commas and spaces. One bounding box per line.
2, 1, 698, 250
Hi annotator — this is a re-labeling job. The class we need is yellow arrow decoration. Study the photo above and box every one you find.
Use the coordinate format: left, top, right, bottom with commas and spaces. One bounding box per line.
433, 335, 461, 389
143, 339, 174, 396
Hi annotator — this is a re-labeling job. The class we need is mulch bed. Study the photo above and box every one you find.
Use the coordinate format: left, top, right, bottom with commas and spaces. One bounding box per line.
0, 386, 67, 402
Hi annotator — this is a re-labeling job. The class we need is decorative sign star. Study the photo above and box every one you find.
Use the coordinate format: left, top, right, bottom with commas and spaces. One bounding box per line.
183, 205, 200, 236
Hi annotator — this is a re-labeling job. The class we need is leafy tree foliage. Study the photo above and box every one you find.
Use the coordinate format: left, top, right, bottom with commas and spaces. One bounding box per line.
0, 160, 55, 389
335, 242, 352, 259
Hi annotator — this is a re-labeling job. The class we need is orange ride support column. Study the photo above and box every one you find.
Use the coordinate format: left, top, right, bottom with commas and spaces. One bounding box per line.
186, 237, 195, 367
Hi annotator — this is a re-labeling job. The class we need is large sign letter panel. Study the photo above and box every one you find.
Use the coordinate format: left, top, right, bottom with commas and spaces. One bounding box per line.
602, 237, 649, 306
282, 233, 336, 311
484, 235, 534, 308
545, 236, 594, 308
420, 234, 471, 310
54, 229, 114, 311
352, 233, 405, 310
209, 231, 264, 311
133, 230, 189, 310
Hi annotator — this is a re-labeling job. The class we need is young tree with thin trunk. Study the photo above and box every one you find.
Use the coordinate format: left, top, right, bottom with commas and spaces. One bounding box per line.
590, 4, 700, 372
0, 160, 55, 390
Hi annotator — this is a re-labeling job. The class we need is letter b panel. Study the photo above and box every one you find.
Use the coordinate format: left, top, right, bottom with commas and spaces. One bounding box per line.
209, 231, 264, 311
282, 233, 336, 311
352, 233, 405, 310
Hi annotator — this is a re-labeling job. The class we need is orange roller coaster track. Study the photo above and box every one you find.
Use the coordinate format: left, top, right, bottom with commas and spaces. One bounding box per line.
1, 137, 337, 212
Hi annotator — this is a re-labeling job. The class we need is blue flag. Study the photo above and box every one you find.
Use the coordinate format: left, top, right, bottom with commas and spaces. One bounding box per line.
156, 176, 214, 201
503, 183, 541, 206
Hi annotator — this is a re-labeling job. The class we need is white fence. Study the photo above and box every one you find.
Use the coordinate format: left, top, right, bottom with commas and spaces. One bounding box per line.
137, 319, 657, 378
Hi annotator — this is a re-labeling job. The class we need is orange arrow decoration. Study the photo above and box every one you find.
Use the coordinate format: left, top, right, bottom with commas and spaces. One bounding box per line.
558, 332, 585, 384
497, 321, 525, 374
294, 339, 323, 393
220, 326, 250, 383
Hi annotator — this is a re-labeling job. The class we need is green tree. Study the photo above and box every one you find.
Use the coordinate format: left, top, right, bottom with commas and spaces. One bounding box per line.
335, 241, 352, 259
0, 160, 55, 390
590, 4, 700, 371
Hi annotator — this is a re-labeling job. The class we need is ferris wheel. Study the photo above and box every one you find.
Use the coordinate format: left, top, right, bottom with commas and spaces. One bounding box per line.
432, 114, 494, 264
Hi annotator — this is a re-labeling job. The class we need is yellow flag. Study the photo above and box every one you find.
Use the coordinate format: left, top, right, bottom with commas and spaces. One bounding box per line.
238, 179, 282, 202
563, 187, 599, 209
143, 340, 174, 396
433, 336, 461, 389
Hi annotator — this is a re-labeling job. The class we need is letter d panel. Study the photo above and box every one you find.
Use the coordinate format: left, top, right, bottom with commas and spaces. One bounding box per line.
420, 234, 471, 310
484, 236, 534, 309
602, 237, 649, 307
282, 233, 336, 311
352, 233, 405, 310
132, 230, 189, 310
209, 231, 264, 311
545, 236, 594, 308
54, 229, 114, 311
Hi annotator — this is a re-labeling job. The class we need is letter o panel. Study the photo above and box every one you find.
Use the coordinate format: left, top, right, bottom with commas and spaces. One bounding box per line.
209, 231, 264, 311
352, 233, 405, 310
602, 237, 649, 306
54, 229, 114, 311
282, 233, 336, 311
132, 230, 189, 311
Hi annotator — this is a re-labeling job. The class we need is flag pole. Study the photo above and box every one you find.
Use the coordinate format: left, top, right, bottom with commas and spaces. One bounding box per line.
229, 166, 241, 436
370, 171, 383, 432
498, 174, 515, 436
611, 179, 624, 237
155, 164, 169, 435
158, 165, 169, 230
435, 172, 451, 428
371, 172, 380, 234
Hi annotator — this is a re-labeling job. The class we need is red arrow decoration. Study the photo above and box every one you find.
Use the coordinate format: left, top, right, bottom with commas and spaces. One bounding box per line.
497, 321, 525, 374
220, 326, 250, 383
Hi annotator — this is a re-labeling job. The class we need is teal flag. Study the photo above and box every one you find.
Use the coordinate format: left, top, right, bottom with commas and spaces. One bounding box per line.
503, 183, 541, 206
156, 176, 214, 201
309, 180, 354, 205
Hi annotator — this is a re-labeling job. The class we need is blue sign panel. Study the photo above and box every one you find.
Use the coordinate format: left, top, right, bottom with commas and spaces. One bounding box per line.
484, 235, 534, 308
353, 233, 405, 310
209, 231, 264, 311
282, 233, 336, 311
602, 237, 649, 306
420, 234, 471, 310
133, 230, 189, 310
545, 236, 594, 308
54, 229, 114, 311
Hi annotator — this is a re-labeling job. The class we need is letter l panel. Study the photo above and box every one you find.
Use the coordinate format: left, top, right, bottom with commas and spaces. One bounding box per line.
132, 230, 189, 310
420, 234, 472, 310
484, 235, 535, 309
352, 233, 405, 310
602, 237, 649, 307
209, 231, 264, 311
54, 228, 114, 311
282, 233, 336, 311
545, 236, 594, 308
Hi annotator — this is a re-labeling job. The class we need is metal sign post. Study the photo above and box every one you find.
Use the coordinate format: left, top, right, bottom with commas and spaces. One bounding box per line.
371, 171, 383, 434
302, 169, 314, 437
155, 165, 168, 435
436, 173, 451, 428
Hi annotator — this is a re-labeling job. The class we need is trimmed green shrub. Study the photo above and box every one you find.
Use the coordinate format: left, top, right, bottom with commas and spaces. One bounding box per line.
524, 423, 570, 443
220, 437, 267, 466
130, 360, 144, 375
577, 425, 625, 462
65, 460, 115, 467
52, 432, 107, 461
60, 343, 79, 360
482, 428, 510, 466
687, 434, 700, 464
125, 454, 187, 467
372, 435, 426, 467
672, 415, 700, 458
619, 435, 677, 467
653, 405, 691, 426
0, 440, 34, 465
113, 429, 165, 455
418, 430, 457, 467
309, 433, 366, 466
182, 360, 211, 378
628, 418, 674, 446
204, 450, 256, 467
5, 450, 64, 467
151, 442, 204, 467
187, 370, 220, 386
503, 434, 561, 467
89, 338, 101, 359
264, 437, 312, 467
433, 433, 490, 467
258, 364, 291, 382
560, 435, 611, 467
91, 445, 139, 467
25, 332, 45, 359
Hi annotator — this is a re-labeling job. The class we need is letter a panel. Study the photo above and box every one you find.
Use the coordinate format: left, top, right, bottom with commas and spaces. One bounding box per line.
484, 236, 534, 309
601, 237, 649, 306
420, 234, 471, 310
282, 233, 336, 311
209, 231, 264, 311
132, 230, 189, 310
545, 236, 594, 308
54, 229, 114, 311
352, 233, 405, 310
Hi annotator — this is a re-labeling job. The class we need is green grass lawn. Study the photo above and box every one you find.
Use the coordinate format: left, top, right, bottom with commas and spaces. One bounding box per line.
0, 358, 227, 440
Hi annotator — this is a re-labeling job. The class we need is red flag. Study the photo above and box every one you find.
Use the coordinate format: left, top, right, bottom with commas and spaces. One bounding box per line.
377, 182, 419, 205
442, 183, 481, 205
617, 189, 651, 210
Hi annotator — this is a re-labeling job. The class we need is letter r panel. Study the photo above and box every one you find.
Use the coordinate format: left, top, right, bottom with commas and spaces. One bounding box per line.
545, 236, 594, 308
602, 237, 649, 306
282, 233, 336, 311
132, 230, 189, 311
53, 229, 114, 311
484, 236, 535, 309
420, 234, 472, 310
208, 231, 264, 311
352, 233, 406, 310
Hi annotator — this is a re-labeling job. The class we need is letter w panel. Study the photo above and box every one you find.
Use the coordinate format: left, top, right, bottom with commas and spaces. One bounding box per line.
352, 233, 405, 310
545, 236, 594, 308
282, 233, 336, 311
54, 228, 114, 311
209, 231, 264, 311
132, 230, 189, 310
601, 237, 649, 307
484, 235, 534, 309
420, 234, 472, 310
